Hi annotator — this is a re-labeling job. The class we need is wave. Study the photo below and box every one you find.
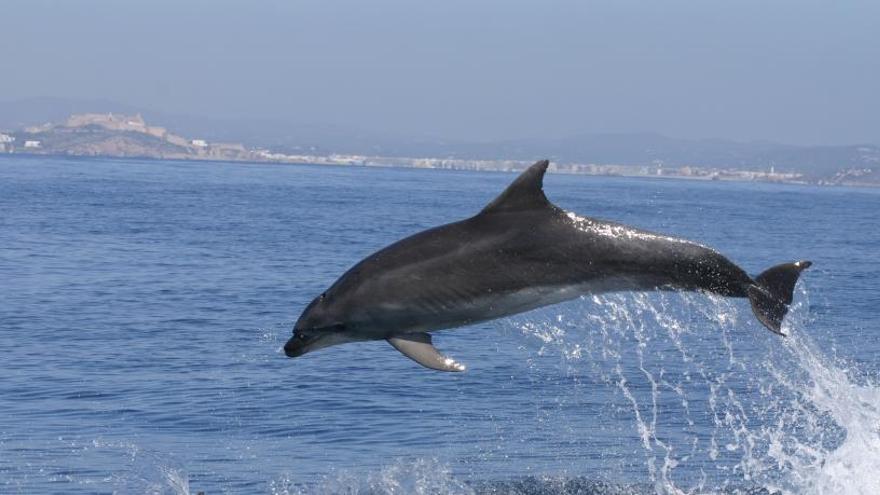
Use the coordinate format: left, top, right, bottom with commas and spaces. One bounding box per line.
271, 458, 776, 495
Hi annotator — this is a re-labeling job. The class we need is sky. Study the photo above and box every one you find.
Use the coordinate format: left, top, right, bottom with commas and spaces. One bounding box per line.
1, 0, 878, 145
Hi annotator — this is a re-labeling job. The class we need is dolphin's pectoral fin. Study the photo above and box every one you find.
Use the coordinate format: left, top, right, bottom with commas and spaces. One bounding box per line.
387, 333, 467, 372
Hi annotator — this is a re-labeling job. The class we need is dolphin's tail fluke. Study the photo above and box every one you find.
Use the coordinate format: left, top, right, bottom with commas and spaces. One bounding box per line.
747, 260, 812, 335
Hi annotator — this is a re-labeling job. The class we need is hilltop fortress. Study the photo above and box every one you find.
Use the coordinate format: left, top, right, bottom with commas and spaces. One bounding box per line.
13, 112, 249, 160
62, 113, 191, 147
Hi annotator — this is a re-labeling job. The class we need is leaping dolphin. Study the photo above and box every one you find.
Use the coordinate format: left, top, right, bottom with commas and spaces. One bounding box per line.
285, 160, 811, 372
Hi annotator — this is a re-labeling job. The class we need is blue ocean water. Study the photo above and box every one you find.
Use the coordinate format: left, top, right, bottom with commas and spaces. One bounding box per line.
1, 156, 878, 494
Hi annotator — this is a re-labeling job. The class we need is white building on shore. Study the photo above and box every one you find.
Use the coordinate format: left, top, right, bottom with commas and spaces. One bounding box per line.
0, 133, 14, 152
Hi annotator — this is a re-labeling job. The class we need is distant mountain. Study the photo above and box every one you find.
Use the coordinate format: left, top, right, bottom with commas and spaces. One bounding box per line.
2, 97, 878, 181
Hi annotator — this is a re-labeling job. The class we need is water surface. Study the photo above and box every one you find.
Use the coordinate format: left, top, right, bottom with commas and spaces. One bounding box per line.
1, 156, 878, 494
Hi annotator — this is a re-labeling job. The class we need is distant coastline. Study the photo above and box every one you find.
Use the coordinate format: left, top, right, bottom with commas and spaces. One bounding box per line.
2, 112, 877, 187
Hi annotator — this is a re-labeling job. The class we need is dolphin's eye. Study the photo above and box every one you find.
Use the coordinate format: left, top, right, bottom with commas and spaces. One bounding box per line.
320, 293, 327, 300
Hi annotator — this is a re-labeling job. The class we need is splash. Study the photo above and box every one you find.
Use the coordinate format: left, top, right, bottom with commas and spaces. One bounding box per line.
511, 287, 880, 495
760, 334, 880, 494
90, 439, 192, 495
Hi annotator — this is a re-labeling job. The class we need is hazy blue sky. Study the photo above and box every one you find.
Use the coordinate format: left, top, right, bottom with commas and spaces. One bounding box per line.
2, 0, 878, 145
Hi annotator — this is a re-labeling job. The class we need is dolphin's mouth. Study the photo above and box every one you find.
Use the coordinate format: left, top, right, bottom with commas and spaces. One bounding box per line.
284, 333, 313, 357
284, 325, 347, 357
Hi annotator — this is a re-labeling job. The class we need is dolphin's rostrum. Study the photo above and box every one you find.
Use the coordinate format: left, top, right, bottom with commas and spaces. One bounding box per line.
286, 160, 811, 372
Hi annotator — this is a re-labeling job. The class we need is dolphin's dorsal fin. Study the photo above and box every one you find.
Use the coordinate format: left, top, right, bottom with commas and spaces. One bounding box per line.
387, 333, 466, 372
480, 159, 551, 214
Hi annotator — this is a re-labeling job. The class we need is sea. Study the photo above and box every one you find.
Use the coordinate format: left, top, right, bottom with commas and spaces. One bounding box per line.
1, 155, 878, 494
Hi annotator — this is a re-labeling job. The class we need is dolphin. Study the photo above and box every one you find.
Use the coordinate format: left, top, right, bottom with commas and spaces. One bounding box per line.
285, 160, 811, 372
